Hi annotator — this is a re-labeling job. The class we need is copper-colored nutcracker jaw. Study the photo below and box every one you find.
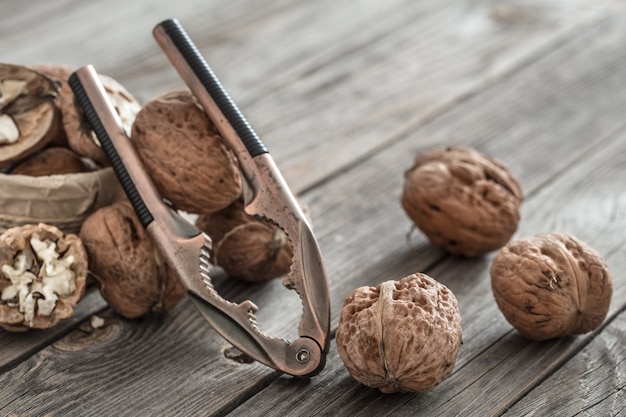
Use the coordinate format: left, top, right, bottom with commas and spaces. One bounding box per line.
70, 18, 331, 377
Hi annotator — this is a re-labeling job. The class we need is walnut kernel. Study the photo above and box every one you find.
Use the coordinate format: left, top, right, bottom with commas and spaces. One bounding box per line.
490, 233, 612, 340
0, 223, 87, 331
335, 273, 462, 393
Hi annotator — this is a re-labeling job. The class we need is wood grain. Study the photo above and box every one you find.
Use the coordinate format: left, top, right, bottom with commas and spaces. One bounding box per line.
0, 288, 107, 373
502, 310, 626, 416
1, 0, 625, 416
226, 11, 626, 416
0, 0, 614, 192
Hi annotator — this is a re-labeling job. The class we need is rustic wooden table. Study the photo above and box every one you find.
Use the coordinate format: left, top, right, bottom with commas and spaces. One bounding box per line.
1, 0, 625, 416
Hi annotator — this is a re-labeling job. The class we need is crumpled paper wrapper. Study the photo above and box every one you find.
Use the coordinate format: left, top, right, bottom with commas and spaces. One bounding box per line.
0, 168, 124, 234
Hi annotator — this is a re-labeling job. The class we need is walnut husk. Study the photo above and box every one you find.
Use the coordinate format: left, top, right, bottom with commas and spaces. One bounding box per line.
79, 201, 185, 319
0, 223, 87, 331
490, 233, 612, 340
0, 64, 60, 168
401, 146, 523, 257
10, 147, 87, 176
131, 90, 242, 214
335, 273, 463, 393
195, 199, 292, 282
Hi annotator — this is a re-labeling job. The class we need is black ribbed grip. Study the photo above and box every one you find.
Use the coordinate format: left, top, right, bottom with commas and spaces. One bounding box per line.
158, 18, 268, 157
68, 73, 154, 228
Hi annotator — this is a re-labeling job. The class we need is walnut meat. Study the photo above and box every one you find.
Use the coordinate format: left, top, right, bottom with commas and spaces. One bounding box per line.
0, 64, 60, 168
195, 199, 292, 282
131, 90, 242, 214
401, 146, 523, 257
9, 147, 87, 176
335, 273, 463, 393
490, 233, 612, 341
0, 223, 87, 331
79, 201, 185, 319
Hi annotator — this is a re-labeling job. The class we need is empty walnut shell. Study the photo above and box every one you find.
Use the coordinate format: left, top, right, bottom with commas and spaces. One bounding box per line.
195, 199, 292, 282
401, 146, 523, 257
29, 64, 73, 147
131, 90, 242, 214
0, 223, 87, 331
79, 201, 185, 319
335, 273, 463, 393
490, 233, 612, 341
63, 73, 141, 166
0, 64, 60, 169
10, 147, 87, 176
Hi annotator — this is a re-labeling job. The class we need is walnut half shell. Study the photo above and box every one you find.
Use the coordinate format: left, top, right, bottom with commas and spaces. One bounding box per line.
0, 223, 87, 331
401, 146, 523, 257
0, 64, 60, 168
335, 273, 463, 393
490, 233, 612, 341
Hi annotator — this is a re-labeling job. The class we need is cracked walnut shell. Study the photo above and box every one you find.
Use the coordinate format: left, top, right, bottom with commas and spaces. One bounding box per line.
79, 201, 185, 319
63, 71, 141, 166
195, 199, 292, 282
131, 90, 242, 214
490, 233, 612, 341
0, 64, 60, 169
335, 273, 462, 393
401, 146, 523, 257
0, 223, 87, 331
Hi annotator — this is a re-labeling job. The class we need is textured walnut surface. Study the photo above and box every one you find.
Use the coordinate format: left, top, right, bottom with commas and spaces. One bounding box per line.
195, 199, 292, 282
79, 201, 185, 319
0, 223, 87, 331
490, 233, 612, 341
131, 90, 242, 214
401, 146, 523, 257
335, 273, 462, 393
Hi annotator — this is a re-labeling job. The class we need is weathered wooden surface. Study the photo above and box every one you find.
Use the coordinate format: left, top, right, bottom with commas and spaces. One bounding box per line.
1, 0, 625, 416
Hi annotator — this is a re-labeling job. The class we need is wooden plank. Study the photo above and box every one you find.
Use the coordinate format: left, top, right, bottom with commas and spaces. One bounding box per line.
228, 117, 626, 417
1, 1, 624, 416
502, 309, 626, 416
0, 288, 107, 373
0, 0, 609, 366
0, 1, 614, 192
225, 12, 626, 416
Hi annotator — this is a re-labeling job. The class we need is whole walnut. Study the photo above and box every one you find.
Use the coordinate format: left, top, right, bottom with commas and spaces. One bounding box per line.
490, 233, 612, 341
401, 146, 523, 257
10, 147, 87, 176
0, 64, 60, 169
195, 199, 292, 282
79, 201, 185, 319
0, 223, 87, 331
335, 273, 463, 393
131, 90, 242, 214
